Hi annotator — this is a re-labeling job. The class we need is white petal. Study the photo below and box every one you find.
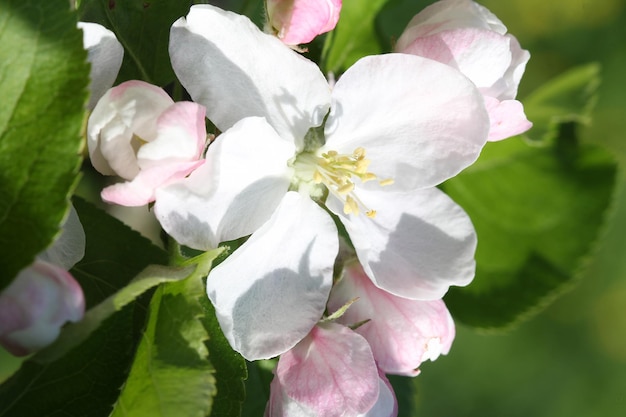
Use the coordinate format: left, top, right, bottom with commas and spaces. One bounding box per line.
39, 205, 85, 270
169, 4, 331, 145
78, 22, 124, 110
206, 192, 338, 360
324, 54, 489, 191
330, 187, 477, 300
154, 117, 293, 250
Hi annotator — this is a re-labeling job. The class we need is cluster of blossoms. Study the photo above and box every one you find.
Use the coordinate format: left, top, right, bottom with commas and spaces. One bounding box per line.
2, 0, 530, 415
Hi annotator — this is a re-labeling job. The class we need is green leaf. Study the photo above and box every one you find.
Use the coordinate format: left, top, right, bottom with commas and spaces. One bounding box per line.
0, 198, 171, 415
0, 0, 89, 290
79, 0, 194, 86
109, 254, 224, 417
0, 305, 138, 417
443, 130, 616, 329
200, 296, 247, 417
71, 197, 168, 308
523, 63, 601, 143
34, 263, 195, 363
322, 0, 390, 73
241, 360, 275, 417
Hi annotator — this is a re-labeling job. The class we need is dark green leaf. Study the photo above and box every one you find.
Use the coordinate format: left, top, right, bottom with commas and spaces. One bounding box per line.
71, 196, 168, 308
0, 0, 89, 290
109, 264, 220, 417
241, 360, 275, 417
200, 296, 247, 417
79, 0, 194, 86
443, 131, 616, 328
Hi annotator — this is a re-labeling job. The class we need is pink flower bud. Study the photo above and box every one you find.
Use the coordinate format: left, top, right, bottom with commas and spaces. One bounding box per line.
0, 260, 85, 356
395, 0, 532, 141
87, 80, 207, 206
266, 0, 342, 45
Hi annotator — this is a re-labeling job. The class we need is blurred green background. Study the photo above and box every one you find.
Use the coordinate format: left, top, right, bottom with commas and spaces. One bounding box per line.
380, 0, 626, 415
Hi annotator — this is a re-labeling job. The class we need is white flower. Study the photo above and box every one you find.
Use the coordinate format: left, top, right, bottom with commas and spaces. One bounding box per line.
155, 5, 488, 360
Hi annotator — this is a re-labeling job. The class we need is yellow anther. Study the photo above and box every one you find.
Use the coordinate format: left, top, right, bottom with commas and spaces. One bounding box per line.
379, 178, 394, 186
353, 147, 366, 160
366, 210, 377, 218
344, 196, 359, 215
313, 170, 323, 183
338, 182, 355, 195
361, 173, 377, 182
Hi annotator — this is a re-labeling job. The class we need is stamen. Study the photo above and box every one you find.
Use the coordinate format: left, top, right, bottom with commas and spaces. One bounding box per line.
293, 146, 394, 218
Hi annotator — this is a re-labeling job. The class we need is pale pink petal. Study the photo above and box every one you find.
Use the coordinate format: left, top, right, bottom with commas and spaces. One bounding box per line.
78, 22, 124, 109
358, 370, 398, 417
206, 192, 338, 360
169, 5, 331, 146
137, 101, 207, 169
0, 261, 84, 356
400, 28, 512, 91
324, 54, 488, 191
102, 159, 205, 206
484, 96, 532, 141
328, 263, 455, 376
395, 0, 506, 52
275, 323, 379, 417
154, 117, 293, 250
267, 0, 342, 45
328, 187, 476, 300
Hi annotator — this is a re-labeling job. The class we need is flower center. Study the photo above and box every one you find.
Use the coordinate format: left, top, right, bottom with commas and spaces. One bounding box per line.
293, 147, 393, 218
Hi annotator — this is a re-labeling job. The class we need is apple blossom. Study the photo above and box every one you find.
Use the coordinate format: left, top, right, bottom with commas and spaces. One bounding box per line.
395, 0, 532, 141
156, 4, 486, 360
78, 22, 124, 109
328, 262, 455, 376
266, 0, 342, 45
0, 207, 85, 356
87, 80, 207, 206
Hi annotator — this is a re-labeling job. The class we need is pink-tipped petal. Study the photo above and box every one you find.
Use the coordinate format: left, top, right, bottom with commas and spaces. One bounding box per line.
329, 263, 455, 376
101, 159, 205, 206
484, 97, 532, 141
267, 0, 342, 45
